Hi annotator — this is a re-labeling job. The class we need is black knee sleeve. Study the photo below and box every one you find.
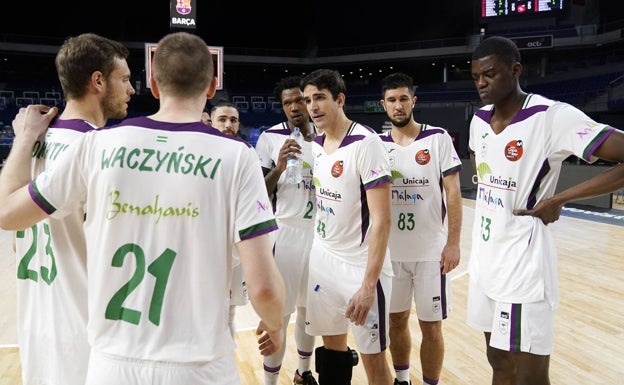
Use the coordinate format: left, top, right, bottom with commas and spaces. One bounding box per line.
314, 346, 358, 385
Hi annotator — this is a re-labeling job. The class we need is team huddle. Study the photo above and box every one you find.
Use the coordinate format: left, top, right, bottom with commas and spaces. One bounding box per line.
0, 32, 623, 385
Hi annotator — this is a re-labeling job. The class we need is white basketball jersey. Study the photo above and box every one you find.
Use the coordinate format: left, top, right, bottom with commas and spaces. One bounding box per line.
380, 124, 462, 262
29, 116, 277, 363
311, 122, 392, 272
255, 122, 317, 225
468, 94, 615, 305
15, 119, 95, 385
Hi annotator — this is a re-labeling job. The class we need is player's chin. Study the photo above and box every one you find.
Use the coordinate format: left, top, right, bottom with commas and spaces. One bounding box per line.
478, 92, 492, 104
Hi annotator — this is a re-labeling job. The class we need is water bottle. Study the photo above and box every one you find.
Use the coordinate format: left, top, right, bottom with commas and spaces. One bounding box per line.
284, 126, 303, 184
313, 284, 378, 329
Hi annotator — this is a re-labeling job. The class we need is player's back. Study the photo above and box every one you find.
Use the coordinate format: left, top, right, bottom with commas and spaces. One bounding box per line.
15, 118, 95, 385
36, 116, 275, 364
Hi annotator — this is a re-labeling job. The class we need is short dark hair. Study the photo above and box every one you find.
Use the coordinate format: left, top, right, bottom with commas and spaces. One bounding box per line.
273, 75, 302, 102
55, 33, 129, 99
300, 69, 346, 101
211, 98, 235, 113
472, 36, 521, 67
381, 72, 415, 97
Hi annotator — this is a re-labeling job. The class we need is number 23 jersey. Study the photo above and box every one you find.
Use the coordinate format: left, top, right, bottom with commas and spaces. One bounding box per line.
468, 94, 614, 305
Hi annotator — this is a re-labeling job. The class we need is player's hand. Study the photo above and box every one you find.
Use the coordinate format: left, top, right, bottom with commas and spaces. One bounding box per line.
513, 197, 563, 225
276, 139, 301, 172
345, 286, 374, 326
440, 243, 460, 274
255, 320, 283, 356
12, 105, 58, 141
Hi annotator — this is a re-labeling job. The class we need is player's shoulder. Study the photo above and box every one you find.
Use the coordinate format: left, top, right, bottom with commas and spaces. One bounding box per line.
353, 121, 377, 134
261, 122, 290, 136
524, 93, 560, 111
349, 122, 382, 142
421, 123, 450, 135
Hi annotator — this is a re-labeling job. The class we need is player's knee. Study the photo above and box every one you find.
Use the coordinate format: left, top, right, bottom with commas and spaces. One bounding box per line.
486, 347, 515, 377
390, 310, 410, 326
419, 320, 443, 341
315, 346, 358, 385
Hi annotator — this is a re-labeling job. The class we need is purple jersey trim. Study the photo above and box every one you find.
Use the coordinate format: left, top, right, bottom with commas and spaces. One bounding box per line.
239, 221, 278, 241
583, 127, 615, 160
103, 116, 253, 148
364, 175, 392, 190
49, 118, 96, 133
28, 181, 55, 215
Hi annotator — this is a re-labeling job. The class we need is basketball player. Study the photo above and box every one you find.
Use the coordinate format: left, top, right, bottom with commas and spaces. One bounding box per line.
210, 100, 240, 138
201, 107, 212, 125
208, 99, 248, 338
0, 32, 285, 385
254, 75, 318, 385
379, 72, 462, 385
13, 33, 134, 385
467, 36, 624, 385
301, 68, 394, 385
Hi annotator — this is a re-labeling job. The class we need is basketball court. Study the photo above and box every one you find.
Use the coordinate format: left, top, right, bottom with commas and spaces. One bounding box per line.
1, 198, 623, 384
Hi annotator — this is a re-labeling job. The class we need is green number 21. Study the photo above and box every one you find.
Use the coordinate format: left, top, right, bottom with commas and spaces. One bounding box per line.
104, 244, 176, 326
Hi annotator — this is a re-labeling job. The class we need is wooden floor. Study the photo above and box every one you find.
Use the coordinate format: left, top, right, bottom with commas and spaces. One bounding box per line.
1, 198, 623, 385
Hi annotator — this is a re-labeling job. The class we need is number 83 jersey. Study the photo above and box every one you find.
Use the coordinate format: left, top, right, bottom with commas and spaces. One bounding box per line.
380, 125, 462, 263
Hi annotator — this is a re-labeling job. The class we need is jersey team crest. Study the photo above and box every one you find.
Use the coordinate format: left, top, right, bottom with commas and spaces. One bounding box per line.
331, 160, 344, 177
504, 140, 524, 161
415, 149, 431, 165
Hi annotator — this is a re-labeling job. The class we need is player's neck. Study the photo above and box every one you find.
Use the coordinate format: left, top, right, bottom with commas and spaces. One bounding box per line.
494, 91, 528, 120
323, 117, 352, 154
291, 121, 316, 142
60, 100, 106, 128
391, 120, 421, 146
151, 97, 205, 123
491, 91, 528, 134
324, 116, 352, 141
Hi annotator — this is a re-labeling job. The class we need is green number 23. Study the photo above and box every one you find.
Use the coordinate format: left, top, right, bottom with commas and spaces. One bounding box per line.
16, 223, 57, 285
479, 215, 492, 241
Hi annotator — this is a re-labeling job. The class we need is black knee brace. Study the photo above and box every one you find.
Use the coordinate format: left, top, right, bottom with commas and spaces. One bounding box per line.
314, 346, 358, 385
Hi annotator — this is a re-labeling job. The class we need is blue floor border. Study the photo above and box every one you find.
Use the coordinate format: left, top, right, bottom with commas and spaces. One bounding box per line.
561, 204, 624, 227
462, 189, 624, 227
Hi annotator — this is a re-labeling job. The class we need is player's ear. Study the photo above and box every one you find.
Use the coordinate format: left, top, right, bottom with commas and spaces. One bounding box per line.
206, 76, 217, 100
512, 62, 523, 78
149, 74, 160, 99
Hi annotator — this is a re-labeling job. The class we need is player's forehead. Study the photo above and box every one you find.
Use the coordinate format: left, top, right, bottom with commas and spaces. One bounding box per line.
303, 85, 330, 99
281, 87, 303, 99
384, 87, 412, 99
471, 54, 504, 73
212, 106, 239, 119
